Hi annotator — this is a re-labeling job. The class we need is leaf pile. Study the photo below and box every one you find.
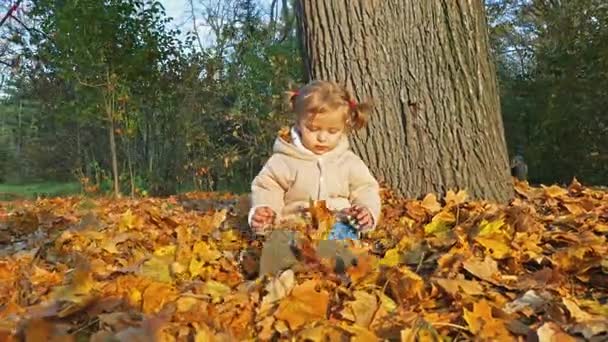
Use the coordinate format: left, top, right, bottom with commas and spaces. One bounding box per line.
1, 180, 608, 341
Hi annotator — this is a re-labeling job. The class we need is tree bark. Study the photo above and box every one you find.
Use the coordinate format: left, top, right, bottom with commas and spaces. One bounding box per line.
295, 0, 513, 202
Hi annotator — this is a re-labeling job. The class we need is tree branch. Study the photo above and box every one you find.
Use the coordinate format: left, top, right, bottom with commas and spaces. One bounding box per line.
188, 0, 205, 52
0, 0, 22, 28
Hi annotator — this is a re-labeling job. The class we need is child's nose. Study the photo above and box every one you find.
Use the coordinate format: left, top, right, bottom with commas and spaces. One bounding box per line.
317, 132, 327, 142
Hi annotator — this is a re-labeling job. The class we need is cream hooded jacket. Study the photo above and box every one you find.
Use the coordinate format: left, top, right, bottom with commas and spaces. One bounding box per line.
249, 127, 381, 228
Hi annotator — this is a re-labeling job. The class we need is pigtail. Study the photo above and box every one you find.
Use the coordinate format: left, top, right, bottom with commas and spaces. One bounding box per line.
284, 89, 300, 112
346, 94, 372, 131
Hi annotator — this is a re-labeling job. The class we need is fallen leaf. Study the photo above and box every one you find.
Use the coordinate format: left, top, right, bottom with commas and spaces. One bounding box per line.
536, 322, 576, 342
274, 280, 329, 330
341, 290, 378, 327
445, 190, 468, 205
203, 280, 231, 304
142, 282, 178, 314
463, 256, 504, 286
421, 193, 441, 213
434, 278, 484, 297
463, 300, 513, 341
424, 211, 455, 236
259, 269, 295, 315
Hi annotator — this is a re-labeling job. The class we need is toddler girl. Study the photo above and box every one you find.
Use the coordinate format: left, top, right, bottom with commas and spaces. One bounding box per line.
249, 80, 381, 239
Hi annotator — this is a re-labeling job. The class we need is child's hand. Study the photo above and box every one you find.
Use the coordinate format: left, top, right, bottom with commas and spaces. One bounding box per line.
251, 206, 276, 232
343, 205, 373, 230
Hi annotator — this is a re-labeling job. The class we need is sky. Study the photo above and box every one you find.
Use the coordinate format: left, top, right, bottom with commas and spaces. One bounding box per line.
160, 0, 190, 29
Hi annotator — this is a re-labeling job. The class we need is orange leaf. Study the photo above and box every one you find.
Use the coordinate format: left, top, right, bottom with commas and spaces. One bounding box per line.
274, 280, 329, 330
463, 300, 512, 341
142, 282, 178, 314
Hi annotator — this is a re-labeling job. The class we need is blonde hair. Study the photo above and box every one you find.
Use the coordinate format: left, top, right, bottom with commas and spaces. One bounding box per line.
285, 80, 372, 131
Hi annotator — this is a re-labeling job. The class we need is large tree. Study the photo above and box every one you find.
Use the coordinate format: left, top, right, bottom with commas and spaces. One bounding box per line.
295, 1, 513, 202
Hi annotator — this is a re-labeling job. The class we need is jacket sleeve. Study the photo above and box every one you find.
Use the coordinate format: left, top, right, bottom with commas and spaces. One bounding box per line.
250, 155, 290, 223
348, 154, 382, 229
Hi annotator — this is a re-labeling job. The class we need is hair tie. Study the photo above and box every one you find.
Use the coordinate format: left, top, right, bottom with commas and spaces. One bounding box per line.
348, 99, 357, 109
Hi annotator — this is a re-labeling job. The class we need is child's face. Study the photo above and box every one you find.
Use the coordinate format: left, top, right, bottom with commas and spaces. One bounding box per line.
297, 110, 346, 155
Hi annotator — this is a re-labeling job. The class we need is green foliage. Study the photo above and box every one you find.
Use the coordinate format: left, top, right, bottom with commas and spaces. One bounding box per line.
0, 182, 81, 200
487, 0, 608, 185
0, 0, 304, 195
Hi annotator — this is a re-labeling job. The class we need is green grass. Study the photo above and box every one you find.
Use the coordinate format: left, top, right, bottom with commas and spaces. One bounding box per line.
0, 182, 81, 200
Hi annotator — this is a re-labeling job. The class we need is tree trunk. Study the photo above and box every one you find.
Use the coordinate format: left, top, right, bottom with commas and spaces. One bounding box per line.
105, 70, 120, 198
295, 0, 513, 202
108, 113, 120, 197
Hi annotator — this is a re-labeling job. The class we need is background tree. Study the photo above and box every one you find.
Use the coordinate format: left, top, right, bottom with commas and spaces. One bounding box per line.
296, 0, 513, 202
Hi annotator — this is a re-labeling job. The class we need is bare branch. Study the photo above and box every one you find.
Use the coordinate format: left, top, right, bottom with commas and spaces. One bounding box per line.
188, 0, 205, 52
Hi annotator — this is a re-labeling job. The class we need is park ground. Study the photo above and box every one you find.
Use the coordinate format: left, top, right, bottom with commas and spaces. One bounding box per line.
0, 180, 607, 340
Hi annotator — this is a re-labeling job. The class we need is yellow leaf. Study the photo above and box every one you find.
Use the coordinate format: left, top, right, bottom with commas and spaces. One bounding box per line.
379, 248, 401, 267
140, 255, 173, 283
445, 189, 468, 205
203, 280, 231, 304
260, 270, 295, 315
424, 211, 455, 236
118, 209, 141, 231
434, 278, 484, 297
475, 236, 511, 259
176, 296, 201, 313
463, 300, 512, 341
578, 299, 608, 316
128, 288, 142, 308
543, 185, 568, 198
379, 292, 397, 313
478, 218, 507, 237
193, 323, 215, 342
50, 259, 95, 305
274, 280, 329, 330
399, 216, 416, 229
475, 219, 513, 259
421, 193, 441, 213
339, 323, 379, 342
341, 291, 378, 327
298, 324, 344, 341
192, 242, 221, 262
594, 223, 608, 233
142, 282, 178, 314
154, 245, 177, 258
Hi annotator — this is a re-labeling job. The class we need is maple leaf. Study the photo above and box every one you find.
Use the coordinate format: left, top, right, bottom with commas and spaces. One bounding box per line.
341, 290, 378, 327
203, 280, 231, 304
421, 193, 441, 213
423, 210, 455, 236
474, 218, 513, 259
434, 278, 484, 298
274, 279, 329, 331
142, 282, 178, 314
463, 300, 512, 341
140, 254, 173, 283
445, 189, 468, 205
259, 270, 295, 315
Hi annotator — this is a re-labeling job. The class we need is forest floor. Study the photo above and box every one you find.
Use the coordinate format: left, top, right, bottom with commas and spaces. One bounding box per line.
0, 180, 607, 341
